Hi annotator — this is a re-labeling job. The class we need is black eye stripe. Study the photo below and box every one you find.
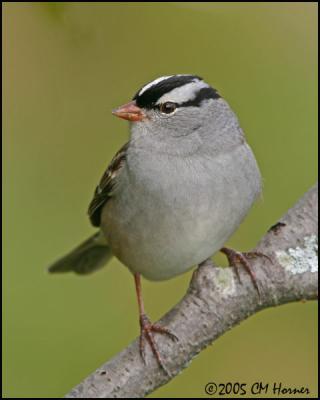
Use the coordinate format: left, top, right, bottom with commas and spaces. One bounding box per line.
179, 87, 220, 107
155, 87, 220, 113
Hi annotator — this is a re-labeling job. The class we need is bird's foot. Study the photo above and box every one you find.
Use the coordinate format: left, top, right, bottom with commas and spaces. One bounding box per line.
220, 247, 272, 297
139, 313, 178, 375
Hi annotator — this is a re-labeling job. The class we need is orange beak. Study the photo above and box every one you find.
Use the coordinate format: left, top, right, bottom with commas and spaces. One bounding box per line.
112, 101, 146, 122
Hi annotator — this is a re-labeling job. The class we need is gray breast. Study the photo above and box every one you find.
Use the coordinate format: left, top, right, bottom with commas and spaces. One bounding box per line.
101, 141, 261, 281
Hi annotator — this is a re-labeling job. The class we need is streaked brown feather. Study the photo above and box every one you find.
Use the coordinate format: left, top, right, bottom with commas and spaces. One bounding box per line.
88, 142, 129, 227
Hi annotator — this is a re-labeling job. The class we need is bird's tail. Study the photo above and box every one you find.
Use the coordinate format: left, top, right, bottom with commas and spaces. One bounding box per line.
48, 231, 112, 275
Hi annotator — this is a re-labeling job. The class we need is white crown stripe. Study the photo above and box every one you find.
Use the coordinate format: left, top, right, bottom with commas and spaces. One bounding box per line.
156, 80, 209, 105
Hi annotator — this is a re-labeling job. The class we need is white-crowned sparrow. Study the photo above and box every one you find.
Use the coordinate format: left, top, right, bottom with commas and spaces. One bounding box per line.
49, 74, 263, 370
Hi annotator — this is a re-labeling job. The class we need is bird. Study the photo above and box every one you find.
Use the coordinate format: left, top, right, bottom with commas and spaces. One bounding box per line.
49, 74, 266, 372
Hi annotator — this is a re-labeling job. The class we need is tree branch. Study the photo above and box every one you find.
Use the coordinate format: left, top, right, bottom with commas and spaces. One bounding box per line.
66, 184, 318, 398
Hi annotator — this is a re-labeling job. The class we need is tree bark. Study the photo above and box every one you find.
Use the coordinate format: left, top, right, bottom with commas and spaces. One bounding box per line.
66, 184, 318, 398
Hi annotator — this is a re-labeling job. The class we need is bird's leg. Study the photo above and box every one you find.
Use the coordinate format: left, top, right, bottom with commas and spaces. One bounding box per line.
134, 273, 178, 374
220, 247, 272, 297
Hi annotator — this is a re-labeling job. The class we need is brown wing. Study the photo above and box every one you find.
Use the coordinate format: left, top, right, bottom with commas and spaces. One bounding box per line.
88, 142, 129, 227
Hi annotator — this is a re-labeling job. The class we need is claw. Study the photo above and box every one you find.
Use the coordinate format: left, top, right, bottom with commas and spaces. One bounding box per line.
243, 251, 273, 264
139, 333, 146, 364
220, 247, 272, 298
151, 325, 179, 342
134, 273, 178, 375
139, 313, 177, 375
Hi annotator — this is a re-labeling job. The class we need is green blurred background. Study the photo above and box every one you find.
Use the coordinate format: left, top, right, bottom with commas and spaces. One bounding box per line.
3, 2, 318, 398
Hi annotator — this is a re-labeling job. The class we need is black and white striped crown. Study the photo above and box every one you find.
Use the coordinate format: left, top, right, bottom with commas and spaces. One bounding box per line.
133, 75, 220, 109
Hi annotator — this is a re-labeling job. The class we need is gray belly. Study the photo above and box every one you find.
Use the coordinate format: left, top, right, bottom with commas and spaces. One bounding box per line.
101, 144, 261, 281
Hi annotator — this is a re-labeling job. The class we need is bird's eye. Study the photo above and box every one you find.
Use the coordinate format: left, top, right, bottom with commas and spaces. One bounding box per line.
159, 102, 177, 114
